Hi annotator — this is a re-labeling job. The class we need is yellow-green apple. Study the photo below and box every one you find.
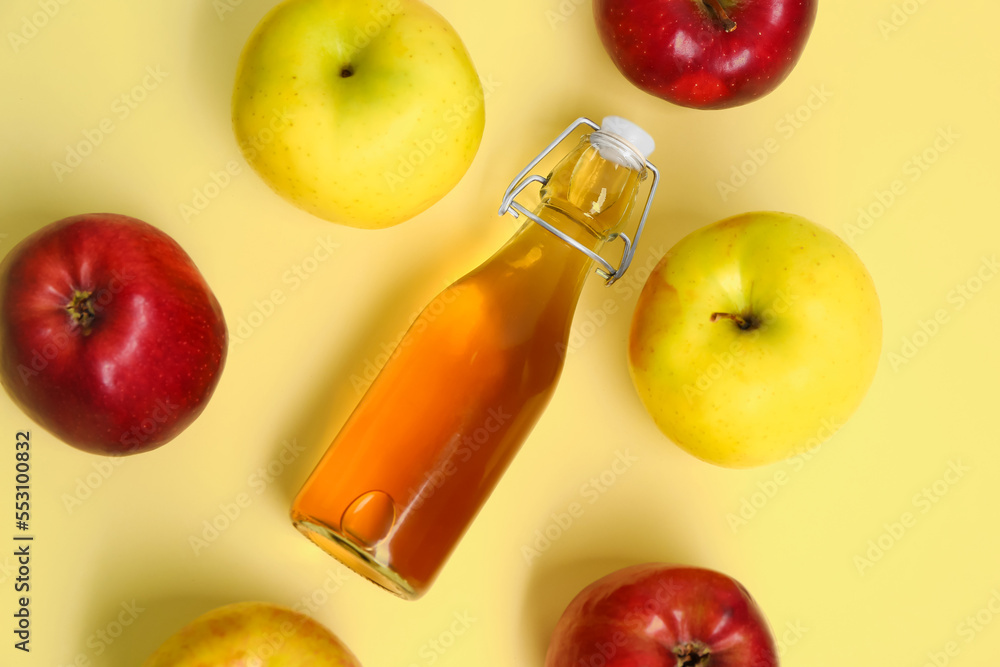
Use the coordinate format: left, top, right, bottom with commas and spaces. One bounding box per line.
142, 601, 362, 666
0, 214, 227, 456
593, 0, 817, 109
628, 211, 882, 468
545, 564, 778, 667
232, 0, 485, 229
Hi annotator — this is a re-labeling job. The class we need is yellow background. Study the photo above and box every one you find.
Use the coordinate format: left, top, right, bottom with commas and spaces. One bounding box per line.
2, 0, 999, 665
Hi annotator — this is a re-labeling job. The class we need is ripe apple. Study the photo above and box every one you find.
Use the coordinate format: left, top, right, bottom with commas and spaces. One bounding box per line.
232, 0, 485, 229
142, 601, 362, 666
545, 564, 777, 667
628, 211, 882, 468
593, 0, 818, 109
0, 213, 227, 455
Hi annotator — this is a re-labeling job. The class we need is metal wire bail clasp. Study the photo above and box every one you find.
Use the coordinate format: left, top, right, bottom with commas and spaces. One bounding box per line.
497, 117, 660, 285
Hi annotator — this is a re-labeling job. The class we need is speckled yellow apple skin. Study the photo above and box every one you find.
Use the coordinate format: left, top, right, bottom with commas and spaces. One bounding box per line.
628, 212, 883, 468
232, 0, 485, 229
141, 602, 362, 666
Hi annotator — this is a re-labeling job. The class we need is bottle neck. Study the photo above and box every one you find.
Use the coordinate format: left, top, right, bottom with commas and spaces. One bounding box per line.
466, 134, 645, 305
537, 136, 644, 244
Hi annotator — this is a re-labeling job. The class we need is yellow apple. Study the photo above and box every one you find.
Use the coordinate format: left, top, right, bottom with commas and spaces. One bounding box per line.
232, 0, 485, 229
628, 211, 882, 468
142, 601, 361, 666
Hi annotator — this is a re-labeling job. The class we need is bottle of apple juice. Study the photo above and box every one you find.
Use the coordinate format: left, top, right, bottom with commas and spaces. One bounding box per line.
291, 116, 659, 599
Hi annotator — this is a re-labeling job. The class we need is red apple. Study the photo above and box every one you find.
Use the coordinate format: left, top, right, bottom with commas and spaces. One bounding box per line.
0, 213, 227, 455
545, 564, 778, 667
593, 0, 818, 109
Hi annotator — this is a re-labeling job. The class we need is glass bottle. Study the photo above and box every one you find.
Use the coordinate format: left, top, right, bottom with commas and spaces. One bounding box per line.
291, 116, 659, 599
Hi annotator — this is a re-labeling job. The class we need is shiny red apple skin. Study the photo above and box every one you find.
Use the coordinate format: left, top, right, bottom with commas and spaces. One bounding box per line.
545, 564, 778, 667
0, 213, 227, 455
594, 0, 818, 109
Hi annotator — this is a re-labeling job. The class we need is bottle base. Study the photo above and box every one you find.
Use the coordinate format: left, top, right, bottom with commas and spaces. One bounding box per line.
292, 515, 420, 601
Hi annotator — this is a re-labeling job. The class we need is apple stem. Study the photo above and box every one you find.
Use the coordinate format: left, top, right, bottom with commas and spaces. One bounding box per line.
710, 311, 755, 330
674, 641, 712, 667
66, 290, 96, 336
702, 0, 737, 32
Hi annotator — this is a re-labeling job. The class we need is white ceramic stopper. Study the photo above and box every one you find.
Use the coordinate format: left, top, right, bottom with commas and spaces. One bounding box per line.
599, 116, 655, 163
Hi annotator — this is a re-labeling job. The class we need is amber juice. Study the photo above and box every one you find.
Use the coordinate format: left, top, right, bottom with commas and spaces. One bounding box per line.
291, 136, 644, 599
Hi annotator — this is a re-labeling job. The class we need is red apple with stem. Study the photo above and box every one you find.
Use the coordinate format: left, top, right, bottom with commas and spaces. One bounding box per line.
594, 0, 818, 109
545, 564, 778, 667
0, 213, 228, 455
